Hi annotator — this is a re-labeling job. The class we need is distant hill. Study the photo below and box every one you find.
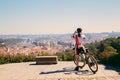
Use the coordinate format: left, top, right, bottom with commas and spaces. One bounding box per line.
85, 32, 120, 42
0, 38, 24, 47
0, 32, 120, 46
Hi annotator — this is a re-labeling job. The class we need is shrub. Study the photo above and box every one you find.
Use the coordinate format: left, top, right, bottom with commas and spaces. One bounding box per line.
55, 50, 74, 61
0, 53, 36, 64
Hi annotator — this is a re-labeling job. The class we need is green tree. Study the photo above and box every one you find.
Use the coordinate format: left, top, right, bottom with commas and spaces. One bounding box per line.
99, 46, 117, 60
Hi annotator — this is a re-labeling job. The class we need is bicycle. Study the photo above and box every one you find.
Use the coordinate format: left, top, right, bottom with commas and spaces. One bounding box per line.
73, 48, 98, 74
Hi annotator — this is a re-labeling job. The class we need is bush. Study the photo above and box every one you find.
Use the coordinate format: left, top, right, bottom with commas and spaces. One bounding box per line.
55, 50, 74, 61
37, 51, 53, 56
102, 54, 120, 67
0, 53, 36, 64
0, 51, 55, 64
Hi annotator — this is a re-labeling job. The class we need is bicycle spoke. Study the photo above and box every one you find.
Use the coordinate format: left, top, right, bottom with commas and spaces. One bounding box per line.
73, 54, 86, 68
88, 55, 98, 74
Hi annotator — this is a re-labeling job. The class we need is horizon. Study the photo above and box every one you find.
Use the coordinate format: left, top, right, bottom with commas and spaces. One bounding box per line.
0, 31, 120, 35
0, 0, 120, 34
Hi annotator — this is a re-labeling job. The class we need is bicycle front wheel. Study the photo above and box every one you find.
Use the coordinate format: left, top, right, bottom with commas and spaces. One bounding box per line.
88, 55, 98, 74
73, 54, 86, 68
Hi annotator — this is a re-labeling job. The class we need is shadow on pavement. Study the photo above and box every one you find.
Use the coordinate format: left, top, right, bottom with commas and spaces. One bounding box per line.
29, 63, 57, 65
40, 67, 94, 75
104, 64, 120, 74
40, 70, 64, 74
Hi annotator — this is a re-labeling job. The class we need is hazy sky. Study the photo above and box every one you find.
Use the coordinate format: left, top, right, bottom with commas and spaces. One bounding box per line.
0, 0, 120, 34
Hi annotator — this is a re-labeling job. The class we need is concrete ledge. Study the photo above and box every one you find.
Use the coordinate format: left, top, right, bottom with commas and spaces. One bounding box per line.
36, 56, 58, 64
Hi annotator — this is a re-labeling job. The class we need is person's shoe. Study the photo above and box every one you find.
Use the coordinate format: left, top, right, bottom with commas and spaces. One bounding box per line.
74, 66, 79, 71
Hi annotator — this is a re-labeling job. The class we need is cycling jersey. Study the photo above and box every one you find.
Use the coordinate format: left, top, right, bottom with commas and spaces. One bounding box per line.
72, 31, 86, 54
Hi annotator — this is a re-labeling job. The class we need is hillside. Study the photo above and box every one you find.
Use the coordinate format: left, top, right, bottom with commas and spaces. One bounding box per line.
87, 37, 120, 67
0, 38, 24, 47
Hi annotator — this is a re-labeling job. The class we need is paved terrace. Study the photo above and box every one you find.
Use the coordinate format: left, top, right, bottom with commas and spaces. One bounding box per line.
0, 61, 120, 80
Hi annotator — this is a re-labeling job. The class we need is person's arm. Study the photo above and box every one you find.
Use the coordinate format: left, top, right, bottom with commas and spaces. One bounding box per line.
71, 31, 76, 38
81, 34, 87, 39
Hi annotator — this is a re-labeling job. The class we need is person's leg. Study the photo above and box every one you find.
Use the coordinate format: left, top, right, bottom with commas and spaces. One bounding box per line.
82, 45, 87, 62
76, 54, 79, 66
81, 45, 86, 53
74, 48, 79, 71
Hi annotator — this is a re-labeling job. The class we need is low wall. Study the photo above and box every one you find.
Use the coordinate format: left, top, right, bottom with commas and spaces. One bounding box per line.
36, 56, 58, 64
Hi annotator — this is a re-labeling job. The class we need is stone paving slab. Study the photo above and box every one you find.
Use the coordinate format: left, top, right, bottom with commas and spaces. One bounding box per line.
0, 61, 120, 80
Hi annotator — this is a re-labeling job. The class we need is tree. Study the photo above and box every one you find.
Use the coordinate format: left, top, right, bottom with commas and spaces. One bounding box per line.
99, 46, 117, 60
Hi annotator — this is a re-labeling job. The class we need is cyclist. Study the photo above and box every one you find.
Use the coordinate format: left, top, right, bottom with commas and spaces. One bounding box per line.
72, 27, 87, 71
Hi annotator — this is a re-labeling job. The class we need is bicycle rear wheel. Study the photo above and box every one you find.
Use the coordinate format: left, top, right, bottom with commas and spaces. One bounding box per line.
88, 55, 98, 74
73, 54, 86, 68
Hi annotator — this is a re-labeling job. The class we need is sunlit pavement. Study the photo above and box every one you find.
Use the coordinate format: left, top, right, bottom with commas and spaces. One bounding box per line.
0, 61, 120, 80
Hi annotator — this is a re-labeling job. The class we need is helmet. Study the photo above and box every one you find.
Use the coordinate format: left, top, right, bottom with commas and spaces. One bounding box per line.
77, 28, 82, 33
